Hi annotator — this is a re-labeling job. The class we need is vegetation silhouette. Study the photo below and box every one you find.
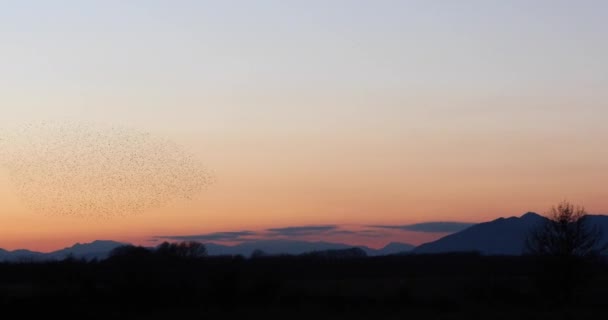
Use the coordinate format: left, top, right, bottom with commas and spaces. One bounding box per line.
526, 201, 605, 257
525, 201, 608, 304
156, 241, 208, 259
4, 206, 608, 320
1, 240, 608, 318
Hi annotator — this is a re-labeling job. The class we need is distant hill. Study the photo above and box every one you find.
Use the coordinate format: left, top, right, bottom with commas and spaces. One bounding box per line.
11, 211, 608, 260
0, 240, 127, 262
413, 212, 608, 255
48, 240, 127, 260
413, 212, 546, 255
206, 240, 353, 257
300, 247, 368, 258
375, 242, 415, 255
205, 240, 414, 257
0, 239, 414, 262
586, 215, 608, 245
0, 248, 45, 262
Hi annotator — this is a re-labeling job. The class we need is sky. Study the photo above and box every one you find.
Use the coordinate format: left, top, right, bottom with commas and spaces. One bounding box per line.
1, 1, 607, 252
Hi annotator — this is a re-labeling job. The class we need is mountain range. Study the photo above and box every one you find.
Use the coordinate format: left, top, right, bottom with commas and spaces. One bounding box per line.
0, 239, 414, 262
414, 212, 546, 255
206, 240, 414, 257
2, 212, 608, 261
0, 240, 128, 262
414, 212, 608, 255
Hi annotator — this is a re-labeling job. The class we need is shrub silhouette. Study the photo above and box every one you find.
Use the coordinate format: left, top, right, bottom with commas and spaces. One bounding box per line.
3, 251, 608, 317
300, 247, 367, 259
156, 241, 208, 259
108, 242, 208, 263
109, 245, 153, 260
250, 249, 266, 258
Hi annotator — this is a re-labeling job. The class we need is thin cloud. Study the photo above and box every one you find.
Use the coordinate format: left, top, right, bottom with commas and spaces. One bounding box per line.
370, 222, 474, 233
156, 231, 257, 242
329, 229, 387, 238
267, 225, 338, 236
154, 224, 400, 244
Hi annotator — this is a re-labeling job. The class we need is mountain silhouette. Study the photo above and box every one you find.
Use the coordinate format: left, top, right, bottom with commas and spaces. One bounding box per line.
3, 212, 607, 261
415, 212, 608, 255
205, 240, 414, 257
0, 240, 127, 262
586, 215, 608, 245
0, 240, 414, 262
49, 240, 127, 260
0, 248, 44, 262
376, 242, 415, 255
414, 212, 547, 255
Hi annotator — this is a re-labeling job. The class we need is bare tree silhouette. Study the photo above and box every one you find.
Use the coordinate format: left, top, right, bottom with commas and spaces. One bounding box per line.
526, 201, 605, 257
526, 201, 607, 304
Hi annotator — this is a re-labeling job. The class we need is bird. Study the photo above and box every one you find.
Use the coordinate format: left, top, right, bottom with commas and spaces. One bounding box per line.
0, 121, 213, 219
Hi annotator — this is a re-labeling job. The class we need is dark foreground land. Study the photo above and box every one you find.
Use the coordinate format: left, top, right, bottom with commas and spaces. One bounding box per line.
1, 252, 608, 319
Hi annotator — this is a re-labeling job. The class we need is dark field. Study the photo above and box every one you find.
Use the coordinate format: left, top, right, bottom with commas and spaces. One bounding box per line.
1, 253, 607, 319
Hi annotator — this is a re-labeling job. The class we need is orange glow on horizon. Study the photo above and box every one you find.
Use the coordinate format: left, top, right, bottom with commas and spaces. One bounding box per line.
1, 1, 608, 252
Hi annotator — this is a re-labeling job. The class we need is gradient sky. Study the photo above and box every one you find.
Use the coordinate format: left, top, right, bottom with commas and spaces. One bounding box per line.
1, 1, 607, 251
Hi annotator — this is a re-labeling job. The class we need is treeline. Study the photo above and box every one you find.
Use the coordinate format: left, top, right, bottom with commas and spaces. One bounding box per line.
107, 241, 209, 261
1, 243, 608, 319
106, 241, 369, 262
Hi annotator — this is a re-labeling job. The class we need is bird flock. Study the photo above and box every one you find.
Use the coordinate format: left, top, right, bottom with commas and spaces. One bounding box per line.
0, 122, 212, 218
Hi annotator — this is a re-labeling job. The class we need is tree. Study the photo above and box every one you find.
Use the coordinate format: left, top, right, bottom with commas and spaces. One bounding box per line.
109, 245, 153, 260
526, 201, 605, 257
156, 241, 208, 259
526, 201, 607, 303
250, 249, 267, 259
